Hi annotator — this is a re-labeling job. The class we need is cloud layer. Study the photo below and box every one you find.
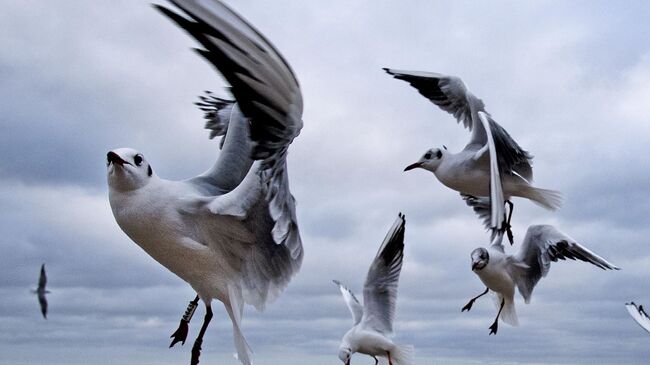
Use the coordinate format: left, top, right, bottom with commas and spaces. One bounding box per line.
1, 1, 649, 364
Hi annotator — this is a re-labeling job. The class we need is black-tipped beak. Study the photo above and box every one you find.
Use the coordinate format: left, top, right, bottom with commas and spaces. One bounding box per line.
471, 262, 479, 271
404, 162, 422, 171
107, 151, 131, 166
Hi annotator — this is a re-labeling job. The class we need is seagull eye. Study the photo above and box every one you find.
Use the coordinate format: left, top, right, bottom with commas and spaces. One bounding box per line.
424, 152, 432, 159
134, 154, 143, 166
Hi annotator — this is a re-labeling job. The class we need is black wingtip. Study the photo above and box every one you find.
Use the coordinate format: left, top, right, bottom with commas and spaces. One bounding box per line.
332, 279, 340, 286
383, 67, 394, 75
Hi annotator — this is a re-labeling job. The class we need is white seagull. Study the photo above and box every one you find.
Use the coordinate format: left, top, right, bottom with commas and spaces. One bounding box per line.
107, 1, 304, 364
333, 213, 413, 365
384, 69, 562, 242
464, 226, 619, 335
625, 302, 650, 333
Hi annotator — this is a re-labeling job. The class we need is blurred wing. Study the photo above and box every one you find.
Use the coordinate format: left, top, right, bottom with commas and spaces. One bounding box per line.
333, 280, 364, 325
38, 264, 47, 290
384, 69, 532, 180
509, 225, 619, 303
156, 0, 303, 161
360, 214, 406, 335
160, 0, 303, 256
38, 292, 48, 319
626, 303, 650, 333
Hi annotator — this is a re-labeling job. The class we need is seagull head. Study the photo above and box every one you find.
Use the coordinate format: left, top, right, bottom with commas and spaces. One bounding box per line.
404, 148, 444, 172
337, 347, 352, 365
106, 148, 155, 191
471, 247, 489, 271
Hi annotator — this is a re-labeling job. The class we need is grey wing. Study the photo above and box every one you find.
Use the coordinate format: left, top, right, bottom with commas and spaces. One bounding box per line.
360, 214, 406, 335
158, 0, 303, 254
626, 302, 650, 333
383, 68, 533, 180
161, 0, 304, 308
461, 194, 503, 244
509, 225, 619, 303
156, 0, 303, 161
38, 264, 46, 290
38, 292, 48, 319
383, 68, 483, 133
333, 280, 364, 325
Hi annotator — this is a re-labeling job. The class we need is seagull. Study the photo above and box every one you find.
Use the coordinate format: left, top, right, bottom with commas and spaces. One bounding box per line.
464, 225, 619, 335
626, 302, 650, 333
107, 1, 304, 364
32, 264, 49, 319
384, 69, 562, 242
333, 213, 413, 365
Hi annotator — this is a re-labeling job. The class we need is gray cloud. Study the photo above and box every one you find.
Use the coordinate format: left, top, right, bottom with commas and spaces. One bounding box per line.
1, 1, 649, 364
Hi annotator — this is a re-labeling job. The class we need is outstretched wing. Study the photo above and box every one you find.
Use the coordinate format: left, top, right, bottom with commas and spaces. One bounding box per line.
509, 225, 619, 303
360, 214, 406, 335
383, 69, 532, 180
159, 1, 304, 314
38, 292, 48, 319
333, 280, 364, 325
158, 0, 303, 253
156, 0, 303, 160
38, 264, 47, 290
626, 302, 650, 333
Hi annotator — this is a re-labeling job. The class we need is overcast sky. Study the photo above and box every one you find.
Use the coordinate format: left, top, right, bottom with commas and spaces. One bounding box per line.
1, 1, 650, 364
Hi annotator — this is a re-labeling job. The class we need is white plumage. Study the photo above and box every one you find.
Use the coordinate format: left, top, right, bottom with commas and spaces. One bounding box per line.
334, 214, 413, 365
107, 1, 304, 364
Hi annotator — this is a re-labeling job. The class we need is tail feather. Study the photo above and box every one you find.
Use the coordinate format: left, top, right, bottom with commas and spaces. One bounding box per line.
493, 294, 519, 327
521, 186, 562, 211
227, 285, 253, 365
390, 344, 414, 365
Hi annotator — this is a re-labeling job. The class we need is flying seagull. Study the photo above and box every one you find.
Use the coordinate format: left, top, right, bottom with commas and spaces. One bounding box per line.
626, 302, 650, 333
107, 1, 304, 364
334, 214, 413, 365
464, 226, 619, 334
384, 69, 562, 242
33, 264, 49, 319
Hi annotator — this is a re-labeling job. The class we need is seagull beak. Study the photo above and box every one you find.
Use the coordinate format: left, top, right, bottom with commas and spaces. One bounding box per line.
107, 151, 131, 167
404, 162, 422, 171
471, 261, 479, 271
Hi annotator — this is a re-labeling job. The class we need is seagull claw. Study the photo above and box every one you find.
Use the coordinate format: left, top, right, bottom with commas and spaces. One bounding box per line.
488, 321, 498, 335
461, 300, 474, 312
169, 320, 190, 348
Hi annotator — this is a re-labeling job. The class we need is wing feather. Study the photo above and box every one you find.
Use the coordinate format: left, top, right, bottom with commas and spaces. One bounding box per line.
360, 214, 406, 334
509, 225, 619, 303
333, 280, 364, 325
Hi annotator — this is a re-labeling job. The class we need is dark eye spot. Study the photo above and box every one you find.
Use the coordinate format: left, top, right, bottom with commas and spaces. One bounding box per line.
436, 150, 442, 159
134, 154, 143, 166
424, 152, 432, 159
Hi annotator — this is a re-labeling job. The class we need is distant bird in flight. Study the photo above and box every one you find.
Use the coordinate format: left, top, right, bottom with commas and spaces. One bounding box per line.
464, 226, 618, 334
626, 302, 650, 333
384, 69, 561, 243
107, 1, 304, 364
334, 214, 413, 365
33, 264, 49, 319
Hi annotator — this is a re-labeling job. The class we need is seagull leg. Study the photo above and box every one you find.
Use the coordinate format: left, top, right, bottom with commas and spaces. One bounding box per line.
504, 200, 514, 245
462, 287, 489, 312
373, 355, 379, 365
170, 295, 199, 348
190, 304, 213, 365
387, 351, 393, 365
489, 298, 505, 335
